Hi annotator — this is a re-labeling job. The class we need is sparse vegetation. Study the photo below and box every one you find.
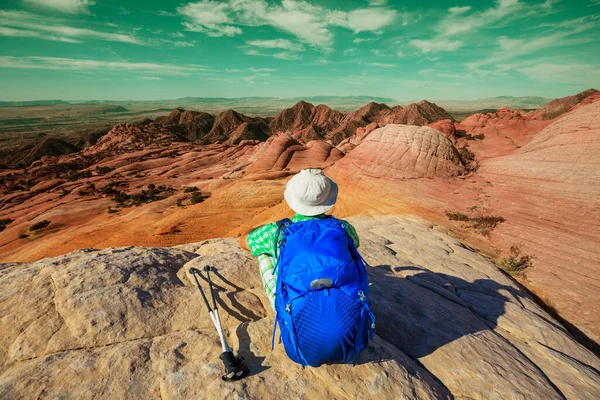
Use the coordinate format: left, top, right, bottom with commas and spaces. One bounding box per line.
0, 218, 13, 232
183, 186, 199, 193
458, 144, 479, 171
107, 206, 118, 214
29, 220, 50, 231
18, 233, 28, 239
190, 192, 208, 204
111, 184, 175, 208
445, 210, 505, 236
499, 244, 533, 275
444, 212, 470, 222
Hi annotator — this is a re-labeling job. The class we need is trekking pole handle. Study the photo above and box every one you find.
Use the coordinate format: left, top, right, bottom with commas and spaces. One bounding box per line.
204, 265, 218, 311
189, 268, 212, 312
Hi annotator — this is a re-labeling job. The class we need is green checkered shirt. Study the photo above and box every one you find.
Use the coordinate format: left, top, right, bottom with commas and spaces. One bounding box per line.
247, 214, 359, 311
247, 214, 360, 257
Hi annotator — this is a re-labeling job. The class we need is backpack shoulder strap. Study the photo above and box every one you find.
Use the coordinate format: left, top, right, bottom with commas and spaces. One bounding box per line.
273, 218, 292, 261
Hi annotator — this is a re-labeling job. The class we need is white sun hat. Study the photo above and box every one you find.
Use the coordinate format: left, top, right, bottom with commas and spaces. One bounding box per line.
284, 169, 338, 216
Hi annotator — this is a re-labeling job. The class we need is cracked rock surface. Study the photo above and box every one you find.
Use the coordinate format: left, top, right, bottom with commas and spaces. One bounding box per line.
1, 215, 598, 399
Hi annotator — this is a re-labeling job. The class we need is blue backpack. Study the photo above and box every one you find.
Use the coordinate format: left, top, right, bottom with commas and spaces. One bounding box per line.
272, 217, 375, 367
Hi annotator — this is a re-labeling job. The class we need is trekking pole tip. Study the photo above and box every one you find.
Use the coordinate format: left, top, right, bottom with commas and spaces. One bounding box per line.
189, 267, 200, 274
203, 265, 212, 272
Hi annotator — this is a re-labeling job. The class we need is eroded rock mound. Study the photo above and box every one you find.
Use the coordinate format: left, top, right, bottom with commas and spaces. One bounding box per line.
165, 108, 216, 143
2, 137, 81, 168
530, 88, 599, 120
385, 100, 455, 125
269, 101, 345, 143
1, 215, 598, 399
330, 124, 467, 180
205, 110, 270, 145
246, 134, 343, 174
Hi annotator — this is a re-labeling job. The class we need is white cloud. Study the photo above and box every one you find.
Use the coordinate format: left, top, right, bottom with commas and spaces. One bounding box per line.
178, 1, 241, 37
368, 0, 388, 5
397, 50, 405, 58
409, 38, 464, 53
249, 67, 275, 72
371, 49, 385, 57
353, 37, 377, 44
448, 6, 471, 14
516, 63, 600, 84
139, 76, 162, 80
244, 49, 302, 60
173, 41, 195, 47
0, 10, 144, 45
22, 0, 95, 14
364, 62, 396, 68
0, 56, 209, 75
176, 0, 398, 49
468, 16, 599, 69
246, 39, 303, 51
0, 26, 80, 43
437, 0, 524, 36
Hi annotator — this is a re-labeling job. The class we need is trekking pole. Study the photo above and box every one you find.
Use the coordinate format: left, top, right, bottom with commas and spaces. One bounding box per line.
189, 266, 250, 382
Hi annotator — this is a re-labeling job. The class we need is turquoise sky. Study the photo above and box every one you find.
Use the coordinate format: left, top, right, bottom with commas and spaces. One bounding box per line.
0, 0, 598, 101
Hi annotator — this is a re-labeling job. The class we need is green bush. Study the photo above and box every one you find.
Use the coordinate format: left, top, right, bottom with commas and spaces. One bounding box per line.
29, 220, 50, 231
18, 233, 28, 239
445, 212, 470, 222
183, 186, 199, 193
499, 245, 533, 275
107, 206, 118, 214
0, 218, 13, 232
191, 192, 207, 204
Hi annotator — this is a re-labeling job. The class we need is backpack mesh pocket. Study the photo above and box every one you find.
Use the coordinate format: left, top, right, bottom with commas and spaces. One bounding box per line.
291, 289, 362, 366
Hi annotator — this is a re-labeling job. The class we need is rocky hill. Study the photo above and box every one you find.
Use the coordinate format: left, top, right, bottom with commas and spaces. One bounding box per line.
1, 215, 598, 399
2, 138, 81, 169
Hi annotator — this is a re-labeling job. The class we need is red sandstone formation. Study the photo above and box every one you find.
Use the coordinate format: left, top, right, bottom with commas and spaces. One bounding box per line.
330, 124, 466, 180
204, 109, 270, 145
384, 101, 455, 125
245, 134, 343, 175
268, 101, 344, 143
165, 108, 215, 142
426, 119, 457, 142
529, 88, 598, 120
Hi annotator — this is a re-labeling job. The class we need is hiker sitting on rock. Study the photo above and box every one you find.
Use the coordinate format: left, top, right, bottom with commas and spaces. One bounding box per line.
240, 168, 375, 367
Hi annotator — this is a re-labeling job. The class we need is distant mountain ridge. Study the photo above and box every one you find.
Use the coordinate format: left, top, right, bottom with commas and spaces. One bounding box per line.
409, 96, 555, 111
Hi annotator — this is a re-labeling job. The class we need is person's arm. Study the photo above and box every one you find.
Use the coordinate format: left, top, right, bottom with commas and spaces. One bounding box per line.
239, 222, 277, 254
239, 232, 251, 251
344, 221, 360, 248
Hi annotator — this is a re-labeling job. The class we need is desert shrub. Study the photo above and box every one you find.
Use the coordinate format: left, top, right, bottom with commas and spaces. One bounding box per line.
459, 145, 476, 163
471, 215, 505, 237
465, 133, 485, 140
112, 185, 174, 208
107, 206, 117, 214
77, 190, 87, 196
445, 211, 505, 236
191, 192, 207, 204
183, 186, 199, 193
112, 193, 130, 204
29, 220, 50, 231
18, 233, 28, 239
0, 218, 13, 232
445, 212, 470, 222
499, 245, 533, 275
